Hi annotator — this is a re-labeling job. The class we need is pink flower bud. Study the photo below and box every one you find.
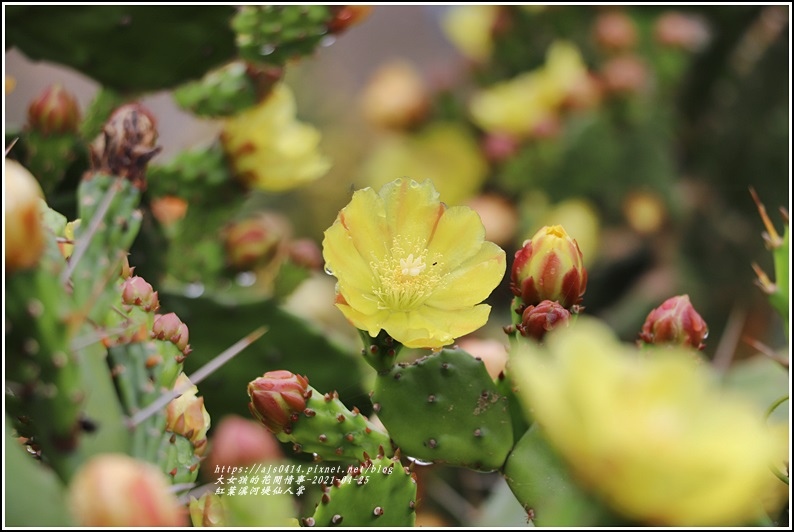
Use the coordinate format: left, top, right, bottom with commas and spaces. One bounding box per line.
68, 454, 188, 527
247, 370, 309, 434
517, 300, 572, 341
600, 55, 649, 96
203, 415, 284, 482
511, 225, 588, 309
27, 83, 81, 135
121, 276, 160, 312
593, 10, 638, 52
152, 313, 190, 354
287, 238, 324, 271
654, 11, 710, 51
639, 295, 709, 350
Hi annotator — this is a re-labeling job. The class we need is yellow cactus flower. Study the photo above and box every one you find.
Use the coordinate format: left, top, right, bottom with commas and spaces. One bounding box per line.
510, 317, 786, 526
440, 5, 499, 62
222, 83, 331, 191
469, 41, 588, 136
322, 178, 506, 349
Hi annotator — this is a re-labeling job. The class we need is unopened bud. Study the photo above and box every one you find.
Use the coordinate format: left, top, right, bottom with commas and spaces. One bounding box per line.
600, 55, 649, 96
224, 213, 290, 271
189, 492, 228, 527
361, 60, 429, 131
27, 83, 81, 135
593, 10, 638, 52
166, 373, 211, 456
4, 159, 45, 272
121, 276, 160, 312
654, 11, 710, 51
517, 300, 572, 341
247, 370, 309, 434
152, 312, 190, 354
511, 225, 588, 309
287, 238, 324, 270
204, 415, 283, 481
68, 453, 187, 526
639, 295, 708, 350
150, 195, 188, 227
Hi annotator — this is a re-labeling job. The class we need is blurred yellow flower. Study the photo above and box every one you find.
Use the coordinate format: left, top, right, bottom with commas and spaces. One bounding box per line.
359, 122, 488, 205
221, 83, 331, 191
440, 5, 499, 62
322, 178, 505, 349
510, 317, 785, 526
469, 41, 588, 136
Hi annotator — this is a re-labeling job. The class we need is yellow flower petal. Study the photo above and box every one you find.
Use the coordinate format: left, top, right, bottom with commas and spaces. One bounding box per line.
426, 205, 486, 272
380, 179, 445, 250
427, 242, 506, 310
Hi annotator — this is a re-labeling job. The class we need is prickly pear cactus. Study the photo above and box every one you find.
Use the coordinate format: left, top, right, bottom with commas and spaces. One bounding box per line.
502, 425, 616, 527
232, 5, 333, 66
172, 61, 260, 117
371, 347, 514, 471
305, 453, 418, 527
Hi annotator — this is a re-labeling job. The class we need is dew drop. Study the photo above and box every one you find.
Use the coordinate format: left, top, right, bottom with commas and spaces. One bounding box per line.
321, 35, 337, 47
324, 265, 334, 276
184, 282, 205, 298
260, 44, 276, 55
235, 271, 256, 287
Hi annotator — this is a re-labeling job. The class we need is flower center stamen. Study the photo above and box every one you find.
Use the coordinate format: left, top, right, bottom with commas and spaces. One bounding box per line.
371, 240, 442, 311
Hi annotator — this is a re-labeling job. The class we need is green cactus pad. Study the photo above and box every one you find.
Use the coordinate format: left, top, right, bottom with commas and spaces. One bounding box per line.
158, 431, 202, 485
232, 5, 332, 67
275, 386, 391, 463
371, 347, 514, 471
173, 61, 259, 117
22, 131, 80, 195
6, 5, 237, 91
503, 425, 616, 527
306, 454, 417, 527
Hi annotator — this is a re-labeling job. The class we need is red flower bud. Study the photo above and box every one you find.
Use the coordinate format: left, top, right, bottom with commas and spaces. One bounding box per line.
517, 300, 572, 341
27, 83, 81, 135
224, 213, 290, 271
247, 370, 309, 434
639, 295, 708, 350
511, 225, 587, 309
